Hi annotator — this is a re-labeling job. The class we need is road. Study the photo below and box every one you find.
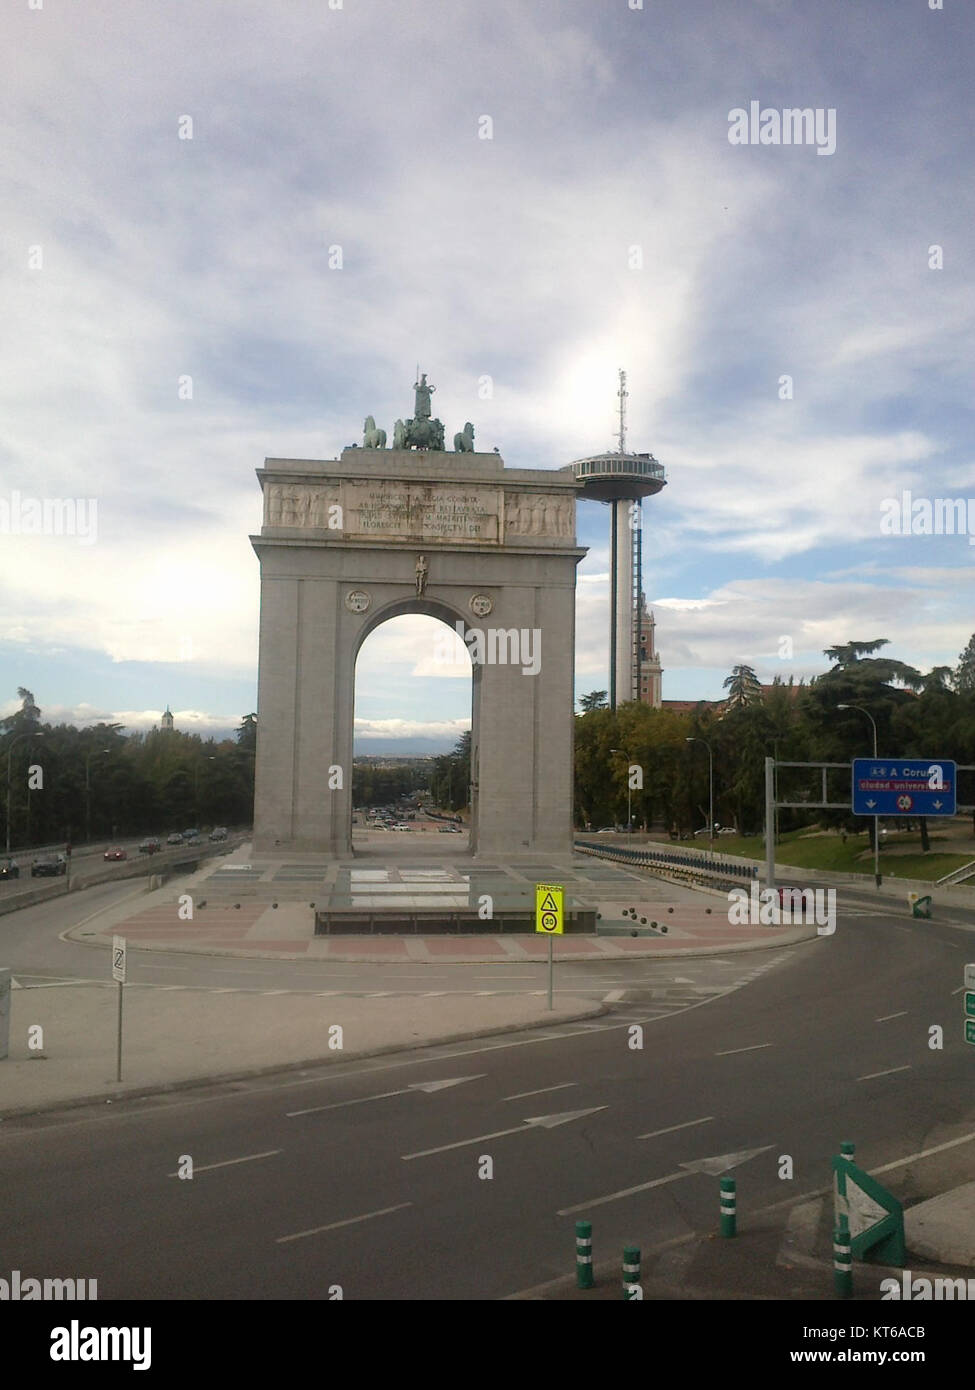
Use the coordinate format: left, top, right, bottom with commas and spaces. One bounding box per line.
1, 889, 972, 1299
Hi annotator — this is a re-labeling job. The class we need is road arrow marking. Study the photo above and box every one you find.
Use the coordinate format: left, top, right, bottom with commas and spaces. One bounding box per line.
678, 1144, 775, 1176
402, 1106, 607, 1160
286, 1075, 485, 1117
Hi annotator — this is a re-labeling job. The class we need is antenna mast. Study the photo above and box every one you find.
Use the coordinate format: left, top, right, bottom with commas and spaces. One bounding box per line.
614, 368, 628, 454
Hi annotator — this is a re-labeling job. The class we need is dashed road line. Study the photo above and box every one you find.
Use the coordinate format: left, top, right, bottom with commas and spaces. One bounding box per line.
715, 1043, 773, 1057
637, 1116, 714, 1141
857, 1064, 912, 1082
503, 1082, 577, 1102
168, 1149, 281, 1177
276, 1202, 413, 1244
875, 1010, 908, 1022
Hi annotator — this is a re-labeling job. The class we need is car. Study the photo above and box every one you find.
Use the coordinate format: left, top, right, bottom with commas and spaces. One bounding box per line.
596, 827, 616, 834
31, 855, 67, 877
103, 847, 128, 861
0, 860, 20, 880
166, 832, 183, 845
717, 827, 738, 836
139, 838, 162, 855
209, 827, 228, 842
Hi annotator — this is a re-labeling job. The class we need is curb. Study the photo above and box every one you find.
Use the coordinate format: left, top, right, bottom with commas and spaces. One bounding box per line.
60, 922, 819, 964
0, 1001, 609, 1121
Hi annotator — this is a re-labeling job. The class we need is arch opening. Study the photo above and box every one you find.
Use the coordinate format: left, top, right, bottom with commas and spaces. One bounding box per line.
352, 605, 477, 856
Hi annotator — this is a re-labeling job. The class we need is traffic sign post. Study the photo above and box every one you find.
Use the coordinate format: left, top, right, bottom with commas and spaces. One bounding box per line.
535, 884, 564, 1010
112, 936, 126, 1082
851, 759, 957, 817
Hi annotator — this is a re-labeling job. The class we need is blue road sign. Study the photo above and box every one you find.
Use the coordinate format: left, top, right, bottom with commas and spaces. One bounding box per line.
852, 759, 957, 817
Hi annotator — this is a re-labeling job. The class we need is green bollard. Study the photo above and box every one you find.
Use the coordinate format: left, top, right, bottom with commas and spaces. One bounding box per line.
833, 1226, 853, 1297
622, 1245, 641, 1299
720, 1176, 737, 1237
575, 1220, 594, 1289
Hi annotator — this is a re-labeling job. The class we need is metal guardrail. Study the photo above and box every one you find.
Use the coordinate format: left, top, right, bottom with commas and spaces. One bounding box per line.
936, 858, 975, 886
575, 839, 758, 882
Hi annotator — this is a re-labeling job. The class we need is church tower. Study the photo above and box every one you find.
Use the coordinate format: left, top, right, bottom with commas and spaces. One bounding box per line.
637, 603, 663, 708
161, 705, 174, 732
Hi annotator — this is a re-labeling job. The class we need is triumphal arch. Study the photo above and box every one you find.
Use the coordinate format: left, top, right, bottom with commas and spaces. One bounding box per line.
251, 375, 585, 858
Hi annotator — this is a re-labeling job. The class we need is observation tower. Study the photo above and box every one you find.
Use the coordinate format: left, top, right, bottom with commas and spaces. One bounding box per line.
561, 370, 666, 709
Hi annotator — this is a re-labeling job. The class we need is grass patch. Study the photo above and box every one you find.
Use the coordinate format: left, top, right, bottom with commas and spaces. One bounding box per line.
658, 832, 974, 881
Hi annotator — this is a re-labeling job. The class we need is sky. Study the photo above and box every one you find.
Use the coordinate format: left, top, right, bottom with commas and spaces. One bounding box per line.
2, 0, 973, 752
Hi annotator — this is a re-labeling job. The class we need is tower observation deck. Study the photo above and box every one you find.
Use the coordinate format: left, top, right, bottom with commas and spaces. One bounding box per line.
561, 373, 667, 709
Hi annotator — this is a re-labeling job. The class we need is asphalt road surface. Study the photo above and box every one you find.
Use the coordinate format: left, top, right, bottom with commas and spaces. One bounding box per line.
1, 889, 972, 1299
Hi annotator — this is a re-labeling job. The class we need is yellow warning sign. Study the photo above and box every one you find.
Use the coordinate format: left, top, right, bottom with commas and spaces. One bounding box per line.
535, 883, 564, 934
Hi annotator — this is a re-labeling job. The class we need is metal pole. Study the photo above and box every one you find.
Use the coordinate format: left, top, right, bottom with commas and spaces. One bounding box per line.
765, 757, 776, 891
609, 503, 618, 712
547, 935, 553, 1010
708, 744, 714, 859
85, 756, 91, 845
116, 980, 124, 1082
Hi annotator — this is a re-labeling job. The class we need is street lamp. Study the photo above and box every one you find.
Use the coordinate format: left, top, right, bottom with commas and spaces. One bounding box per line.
838, 703, 880, 888
686, 736, 714, 857
5, 730, 44, 856
610, 749, 632, 832
84, 748, 111, 844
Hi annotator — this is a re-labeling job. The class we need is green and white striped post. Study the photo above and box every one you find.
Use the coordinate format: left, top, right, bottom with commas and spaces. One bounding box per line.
833, 1225, 853, 1297
575, 1220, 594, 1289
622, 1245, 642, 1299
720, 1177, 737, 1237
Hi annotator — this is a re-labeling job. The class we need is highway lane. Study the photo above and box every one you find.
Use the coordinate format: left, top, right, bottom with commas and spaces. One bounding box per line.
1, 908, 971, 1299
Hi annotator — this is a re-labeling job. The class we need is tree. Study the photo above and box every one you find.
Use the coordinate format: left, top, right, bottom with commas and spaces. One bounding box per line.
236, 713, 257, 752
955, 634, 975, 693
722, 665, 762, 708
578, 691, 608, 713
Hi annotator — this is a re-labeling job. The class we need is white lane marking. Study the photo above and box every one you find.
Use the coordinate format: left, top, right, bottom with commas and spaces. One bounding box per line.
558, 1169, 691, 1216
403, 1107, 607, 1161
637, 1116, 714, 1141
276, 1202, 413, 1244
366, 992, 394, 997
261, 990, 289, 995
475, 991, 498, 996
423, 991, 447, 996
286, 1075, 485, 1116
857, 1064, 912, 1081
137, 964, 189, 971
715, 1043, 773, 1056
951, 985, 965, 995
503, 1082, 577, 1101
602, 989, 625, 1002
875, 1010, 908, 1021
168, 1149, 280, 1177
